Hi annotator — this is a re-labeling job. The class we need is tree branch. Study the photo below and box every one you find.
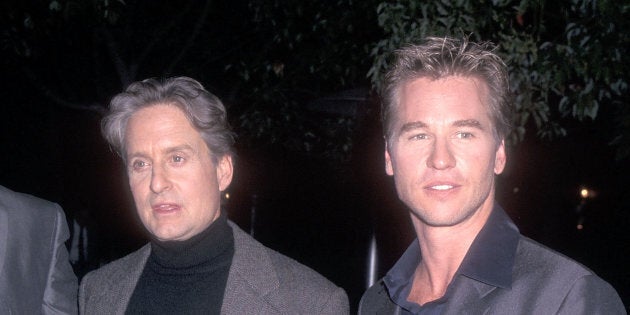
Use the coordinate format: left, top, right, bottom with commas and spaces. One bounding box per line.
101, 27, 133, 88
134, 0, 198, 76
21, 66, 106, 115
165, 0, 214, 75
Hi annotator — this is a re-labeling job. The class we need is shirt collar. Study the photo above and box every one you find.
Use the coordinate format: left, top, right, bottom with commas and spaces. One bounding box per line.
457, 204, 520, 289
383, 204, 520, 308
382, 239, 422, 313
383, 236, 420, 293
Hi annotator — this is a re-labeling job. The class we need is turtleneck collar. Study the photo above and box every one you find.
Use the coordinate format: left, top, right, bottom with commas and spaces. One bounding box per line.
126, 212, 235, 314
149, 212, 233, 270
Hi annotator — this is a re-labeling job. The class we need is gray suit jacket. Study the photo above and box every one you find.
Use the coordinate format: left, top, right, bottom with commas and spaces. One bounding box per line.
79, 221, 349, 314
359, 236, 626, 314
0, 185, 78, 314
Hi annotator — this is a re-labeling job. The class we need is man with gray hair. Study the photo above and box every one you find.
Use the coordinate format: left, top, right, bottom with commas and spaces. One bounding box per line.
79, 76, 349, 314
359, 36, 625, 314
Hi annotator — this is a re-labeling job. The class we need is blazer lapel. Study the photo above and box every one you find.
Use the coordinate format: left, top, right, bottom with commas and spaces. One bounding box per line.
88, 244, 150, 314
221, 222, 281, 314
116, 245, 150, 314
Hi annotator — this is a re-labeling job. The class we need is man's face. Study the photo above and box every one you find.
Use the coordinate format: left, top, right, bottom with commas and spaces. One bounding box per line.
385, 76, 506, 229
124, 104, 233, 241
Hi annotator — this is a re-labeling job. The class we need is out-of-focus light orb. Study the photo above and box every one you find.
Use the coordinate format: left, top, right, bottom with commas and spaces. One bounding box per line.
577, 224, 584, 230
580, 188, 589, 199
224, 192, 230, 200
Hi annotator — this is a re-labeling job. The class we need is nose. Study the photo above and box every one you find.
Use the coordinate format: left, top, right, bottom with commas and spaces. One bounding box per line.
150, 165, 171, 194
427, 138, 455, 170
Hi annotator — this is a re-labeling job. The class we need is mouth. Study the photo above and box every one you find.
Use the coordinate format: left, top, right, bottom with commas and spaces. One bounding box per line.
151, 203, 181, 214
429, 184, 454, 191
424, 182, 460, 194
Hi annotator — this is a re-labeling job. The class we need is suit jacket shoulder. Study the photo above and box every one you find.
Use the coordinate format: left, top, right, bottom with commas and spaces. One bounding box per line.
0, 185, 78, 315
222, 221, 349, 314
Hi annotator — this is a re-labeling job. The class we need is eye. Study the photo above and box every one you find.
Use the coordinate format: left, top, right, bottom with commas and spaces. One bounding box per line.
409, 133, 429, 141
455, 132, 474, 139
131, 160, 149, 171
172, 155, 185, 163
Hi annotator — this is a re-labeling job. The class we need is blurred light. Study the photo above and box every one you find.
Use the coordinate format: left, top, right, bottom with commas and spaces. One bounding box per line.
580, 188, 589, 199
367, 234, 378, 289
577, 216, 585, 230
224, 193, 230, 200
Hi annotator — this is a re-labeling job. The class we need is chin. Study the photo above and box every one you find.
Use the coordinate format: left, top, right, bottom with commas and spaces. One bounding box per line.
150, 227, 186, 241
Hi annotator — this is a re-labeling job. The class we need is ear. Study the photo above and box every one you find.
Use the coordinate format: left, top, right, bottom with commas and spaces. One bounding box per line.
494, 140, 506, 175
216, 155, 234, 191
385, 142, 394, 176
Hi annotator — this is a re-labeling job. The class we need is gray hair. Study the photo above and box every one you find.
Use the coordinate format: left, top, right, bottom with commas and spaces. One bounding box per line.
101, 76, 235, 162
381, 36, 513, 142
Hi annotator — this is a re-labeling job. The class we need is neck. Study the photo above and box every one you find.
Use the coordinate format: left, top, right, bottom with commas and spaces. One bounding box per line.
408, 202, 494, 305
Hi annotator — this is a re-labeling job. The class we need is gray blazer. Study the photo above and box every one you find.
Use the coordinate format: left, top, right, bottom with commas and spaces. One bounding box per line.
359, 236, 627, 314
79, 221, 349, 314
0, 185, 78, 314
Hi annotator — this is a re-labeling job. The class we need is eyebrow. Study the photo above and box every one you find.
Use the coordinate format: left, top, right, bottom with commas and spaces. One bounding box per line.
126, 144, 196, 161
453, 119, 484, 130
398, 119, 485, 134
163, 144, 196, 155
399, 121, 428, 133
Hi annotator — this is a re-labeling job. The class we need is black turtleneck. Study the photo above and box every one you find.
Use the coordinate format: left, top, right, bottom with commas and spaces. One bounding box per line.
125, 213, 234, 315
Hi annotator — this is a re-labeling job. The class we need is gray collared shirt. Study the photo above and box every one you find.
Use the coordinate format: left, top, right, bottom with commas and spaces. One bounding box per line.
382, 205, 520, 314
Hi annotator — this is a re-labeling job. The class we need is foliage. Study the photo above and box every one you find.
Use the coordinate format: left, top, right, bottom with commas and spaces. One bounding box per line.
220, 0, 381, 160
1, 0, 381, 162
369, 0, 629, 157
2, 0, 628, 160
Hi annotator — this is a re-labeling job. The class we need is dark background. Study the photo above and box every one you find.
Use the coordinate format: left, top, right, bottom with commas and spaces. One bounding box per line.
1, 0, 628, 312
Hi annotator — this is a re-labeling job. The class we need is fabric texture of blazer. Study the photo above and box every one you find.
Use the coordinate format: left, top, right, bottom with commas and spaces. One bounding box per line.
79, 221, 349, 314
0, 185, 78, 314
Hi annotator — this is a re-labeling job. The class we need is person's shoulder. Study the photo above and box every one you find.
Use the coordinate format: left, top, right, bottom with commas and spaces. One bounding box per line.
0, 185, 60, 217
513, 236, 624, 309
263, 243, 350, 313
515, 236, 595, 279
267, 246, 336, 288
512, 236, 627, 313
0, 186, 63, 238
230, 221, 337, 289
229, 221, 349, 313
82, 244, 150, 286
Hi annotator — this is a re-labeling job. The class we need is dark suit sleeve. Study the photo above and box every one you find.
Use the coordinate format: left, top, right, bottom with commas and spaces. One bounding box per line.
42, 204, 78, 315
557, 274, 626, 314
